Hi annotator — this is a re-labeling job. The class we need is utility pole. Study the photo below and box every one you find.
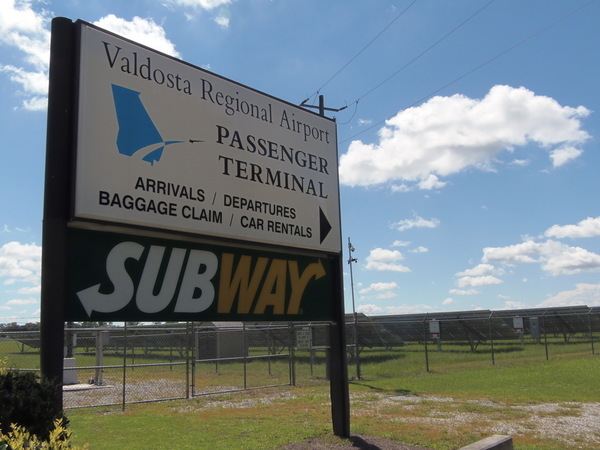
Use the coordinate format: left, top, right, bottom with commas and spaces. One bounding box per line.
348, 238, 360, 379
300, 95, 347, 116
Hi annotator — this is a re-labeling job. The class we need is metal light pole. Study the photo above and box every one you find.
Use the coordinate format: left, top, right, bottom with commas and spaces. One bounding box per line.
348, 238, 360, 379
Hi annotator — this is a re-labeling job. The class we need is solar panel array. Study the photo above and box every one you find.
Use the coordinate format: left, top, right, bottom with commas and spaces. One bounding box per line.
365, 305, 600, 347
5, 306, 598, 354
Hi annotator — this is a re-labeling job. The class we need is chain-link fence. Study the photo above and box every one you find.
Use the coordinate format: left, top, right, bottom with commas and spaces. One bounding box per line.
360, 307, 600, 375
1, 306, 598, 409
0, 322, 334, 409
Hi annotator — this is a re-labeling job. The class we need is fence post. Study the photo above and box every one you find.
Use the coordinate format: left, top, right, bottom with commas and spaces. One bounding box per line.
543, 314, 549, 360
186, 322, 190, 399
423, 320, 430, 373
95, 330, 103, 386
489, 313, 495, 366
588, 311, 595, 355
268, 325, 273, 376
309, 325, 315, 377
289, 323, 296, 386
191, 323, 196, 397
122, 323, 127, 411
243, 323, 248, 390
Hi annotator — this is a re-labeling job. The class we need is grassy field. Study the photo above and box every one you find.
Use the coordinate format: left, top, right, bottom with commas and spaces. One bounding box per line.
2, 337, 599, 448
63, 350, 600, 449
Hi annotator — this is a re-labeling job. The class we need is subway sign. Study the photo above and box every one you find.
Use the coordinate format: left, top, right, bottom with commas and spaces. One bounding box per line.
65, 228, 333, 322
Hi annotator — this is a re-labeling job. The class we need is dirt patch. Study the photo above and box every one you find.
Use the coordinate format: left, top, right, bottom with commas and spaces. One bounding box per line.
281, 434, 429, 449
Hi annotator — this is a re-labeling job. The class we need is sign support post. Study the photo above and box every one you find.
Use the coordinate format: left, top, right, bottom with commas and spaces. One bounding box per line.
307, 98, 350, 438
329, 254, 350, 437
41, 17, 76, 408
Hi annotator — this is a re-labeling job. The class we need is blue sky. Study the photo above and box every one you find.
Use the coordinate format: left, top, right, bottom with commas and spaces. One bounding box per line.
1, 0, 599, 323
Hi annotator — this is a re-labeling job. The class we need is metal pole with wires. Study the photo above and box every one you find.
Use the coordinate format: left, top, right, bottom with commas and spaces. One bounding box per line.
348, 238, 360, 379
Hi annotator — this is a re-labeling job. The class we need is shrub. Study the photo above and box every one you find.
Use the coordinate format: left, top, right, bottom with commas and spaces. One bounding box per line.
0, 371, 69, 441
0, 418, 87, 449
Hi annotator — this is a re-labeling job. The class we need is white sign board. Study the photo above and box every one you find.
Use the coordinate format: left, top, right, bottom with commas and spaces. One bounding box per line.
296, 327, 312, 350
429, 319, 440, 336
74, 22, 340, 253
513, 316, 524, 332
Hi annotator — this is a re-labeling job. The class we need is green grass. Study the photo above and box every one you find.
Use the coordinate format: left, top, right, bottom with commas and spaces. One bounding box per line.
65, 354, 600, 450
0, 340, 40, 369
67, 388, 332, 449
353, 344, 600, 403
353, 356, 600, 403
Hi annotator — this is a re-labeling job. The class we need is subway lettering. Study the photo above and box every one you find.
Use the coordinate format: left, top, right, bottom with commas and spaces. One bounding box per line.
76, 240, 326, 317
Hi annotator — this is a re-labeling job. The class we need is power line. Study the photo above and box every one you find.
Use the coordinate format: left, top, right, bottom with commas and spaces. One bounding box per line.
306, 0, 494, 117
302, 0, 418, 104
339, 0, 594, 145
353, 0, 496, 105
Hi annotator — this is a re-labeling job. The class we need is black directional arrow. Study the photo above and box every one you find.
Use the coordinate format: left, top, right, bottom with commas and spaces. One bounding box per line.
319, 207, 332, 244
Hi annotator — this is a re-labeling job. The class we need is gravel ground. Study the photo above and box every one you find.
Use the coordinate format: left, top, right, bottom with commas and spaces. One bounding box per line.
388, 394, 600, 446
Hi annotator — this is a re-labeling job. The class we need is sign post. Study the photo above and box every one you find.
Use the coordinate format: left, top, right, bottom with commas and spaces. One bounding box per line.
40, 17, 77, 408
42, 17, 349, 437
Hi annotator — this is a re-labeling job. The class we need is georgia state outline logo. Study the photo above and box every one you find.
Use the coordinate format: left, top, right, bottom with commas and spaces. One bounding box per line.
111, 84, 201, 165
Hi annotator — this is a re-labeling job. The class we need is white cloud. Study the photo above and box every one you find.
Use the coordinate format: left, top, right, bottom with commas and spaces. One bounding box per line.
0, 0, 50, 69
456, 263, 495, 277
358, 282, 398, 299
16, 285, 40, 295
390, 183, 413, 193
2, 225, 30, 233
0, 241, 41, 321
545, 216, 600, 239
0, 64, 47, 94
537, 283, 600, 308
360, 304, 434, 315
0, 3, 181, 110
418, 174, 447, 190
501, 300, 529, 310
165, 0, 233, 10
449, 288, 480, 295
0, 0, 51, 110
214, 15, 230, 28
391, 214, 439, 232
357, 119, 372, 126
510, 159, 530, 166
541, 243, 600, 276
409, 246, 429, 254
7, 298, 37, 306
482, 241, 540, 265
0, 241, 42, 285
339, 85, 590, 189
365, 248, 410, 272
359, 282, 399, 294
442, 298, 454, 305
549, 146, 582, 168
457, 275, 502, 288
392, 240, 410, 247
483, 239, 600, 276
94, 15, 180, 57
